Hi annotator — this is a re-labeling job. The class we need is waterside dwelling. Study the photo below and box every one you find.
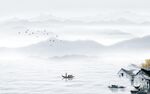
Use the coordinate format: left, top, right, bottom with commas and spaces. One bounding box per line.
118, 68, 150, 90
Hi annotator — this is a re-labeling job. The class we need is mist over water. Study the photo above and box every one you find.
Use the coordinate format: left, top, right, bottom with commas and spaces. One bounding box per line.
0, 54, 147, 94
0, 1, 150, 93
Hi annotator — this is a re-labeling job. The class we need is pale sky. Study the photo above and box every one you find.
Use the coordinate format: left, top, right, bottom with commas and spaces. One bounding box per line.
0, 0, 150, 18
0, 0, 150, 47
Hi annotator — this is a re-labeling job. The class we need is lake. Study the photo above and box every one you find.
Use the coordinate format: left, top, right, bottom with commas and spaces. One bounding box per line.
0, 57, 140, 94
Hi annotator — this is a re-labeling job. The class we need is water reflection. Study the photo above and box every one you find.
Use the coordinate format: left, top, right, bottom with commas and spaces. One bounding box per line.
62, 78, 74, 81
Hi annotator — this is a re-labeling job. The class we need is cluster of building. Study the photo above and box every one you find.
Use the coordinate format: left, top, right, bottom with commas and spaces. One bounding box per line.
118, 66, 150, 90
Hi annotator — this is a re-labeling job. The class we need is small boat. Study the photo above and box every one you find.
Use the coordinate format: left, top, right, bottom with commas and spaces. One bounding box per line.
108, 85, 125, 89
62, 73, 74, 79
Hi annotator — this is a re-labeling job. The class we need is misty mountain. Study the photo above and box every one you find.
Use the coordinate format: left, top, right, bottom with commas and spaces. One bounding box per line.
0, 35, 150, 57
18, 39, 105, 56
49, 55, 97, 60
19, 35, 150, 57
1, 12, 150, 28
109, 35, 150, 51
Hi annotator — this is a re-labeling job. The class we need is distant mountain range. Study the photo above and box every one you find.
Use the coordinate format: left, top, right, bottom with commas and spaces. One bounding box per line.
110, 35, 150, 51
1, 12, 150, 27
49, 55, 96, 60
17, 39, 105, 56
0, 35, 150, 57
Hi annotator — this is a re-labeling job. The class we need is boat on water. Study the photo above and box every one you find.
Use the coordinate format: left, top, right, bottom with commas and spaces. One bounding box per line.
62, 73, 74, 79
108, 85, 125, 89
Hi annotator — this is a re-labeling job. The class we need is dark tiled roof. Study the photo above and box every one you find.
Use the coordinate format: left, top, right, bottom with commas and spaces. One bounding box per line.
141, 68, 150, 77
119, 68, 135, 76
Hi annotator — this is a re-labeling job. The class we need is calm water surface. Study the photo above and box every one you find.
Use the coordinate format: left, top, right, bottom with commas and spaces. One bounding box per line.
0, 58, 133, 94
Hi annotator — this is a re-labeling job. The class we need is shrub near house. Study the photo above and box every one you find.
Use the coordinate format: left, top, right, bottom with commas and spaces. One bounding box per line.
141, 59, 150, 69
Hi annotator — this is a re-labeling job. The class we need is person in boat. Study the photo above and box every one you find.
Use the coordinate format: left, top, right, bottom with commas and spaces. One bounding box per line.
62, 73, 74, 78
65, 73, 67, 77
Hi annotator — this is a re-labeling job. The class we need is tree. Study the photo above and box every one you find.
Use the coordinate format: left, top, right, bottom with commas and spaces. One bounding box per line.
141, 59, 150, 68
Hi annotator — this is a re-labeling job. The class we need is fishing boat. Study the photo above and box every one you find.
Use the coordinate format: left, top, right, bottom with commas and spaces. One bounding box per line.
108, 85, 125, 88
62, 73, 74, 79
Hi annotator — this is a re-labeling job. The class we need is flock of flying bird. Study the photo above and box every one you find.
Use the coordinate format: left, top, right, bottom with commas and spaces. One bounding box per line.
18, 29, 60, 46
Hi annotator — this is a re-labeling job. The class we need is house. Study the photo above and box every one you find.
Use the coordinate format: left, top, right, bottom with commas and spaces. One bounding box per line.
134, 69, 150, 90
118, 68, 136, 78
118, 68, 136, 85
118, 68, 150, 90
